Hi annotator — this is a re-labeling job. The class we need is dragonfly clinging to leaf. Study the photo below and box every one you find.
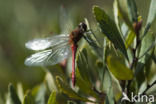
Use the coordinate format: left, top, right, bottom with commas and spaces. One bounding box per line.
25, 22, 87, 86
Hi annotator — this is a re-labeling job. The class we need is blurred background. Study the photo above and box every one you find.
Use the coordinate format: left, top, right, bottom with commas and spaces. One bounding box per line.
0, 0, 155, 95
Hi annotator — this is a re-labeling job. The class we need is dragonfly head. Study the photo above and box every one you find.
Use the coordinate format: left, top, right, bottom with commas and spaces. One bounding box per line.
78, 22, 87, 33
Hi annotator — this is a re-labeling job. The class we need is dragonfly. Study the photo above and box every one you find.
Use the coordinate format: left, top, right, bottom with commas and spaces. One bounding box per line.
25, 22, 87, 86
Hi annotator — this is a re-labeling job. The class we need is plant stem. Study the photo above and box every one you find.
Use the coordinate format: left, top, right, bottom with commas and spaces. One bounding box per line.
130, 20, 142, 70
127, 21, 142, 95
127, 42, 139, 95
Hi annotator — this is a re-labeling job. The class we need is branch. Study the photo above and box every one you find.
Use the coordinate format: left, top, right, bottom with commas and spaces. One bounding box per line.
126, 21, 142, 94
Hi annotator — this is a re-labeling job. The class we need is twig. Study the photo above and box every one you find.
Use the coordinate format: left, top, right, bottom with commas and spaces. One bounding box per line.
126, 20, 142, 95
130, 20, 142, 70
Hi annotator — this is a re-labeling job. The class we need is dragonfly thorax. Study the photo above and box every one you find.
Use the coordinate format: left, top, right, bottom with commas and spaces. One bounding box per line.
69, 22, 87, 45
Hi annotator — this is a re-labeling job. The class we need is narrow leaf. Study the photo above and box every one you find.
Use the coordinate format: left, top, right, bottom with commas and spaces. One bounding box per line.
7, 84, 21, 104
22, 91, 35, 104
17, 83, 24, 102
56, 76, 93, 103
93, 6, 128, 59
135, 32, 155, 88
103, 56, 122, 102
84, 18, 103, 58
127, 0, 138, 22
47, 91, 57, 104
48, 91, 68, 104
153, 49, 156, 63
113, 0, 122, 35
143, 0, 156, 37
125, 30, 136, 49
102, 67, 112, 93
77, 48, 91, 84
121, 23, 128, 37
34, 84, 46, 104
116, 0, 134, 30
45, 72, 58, 92
135, 31, 155, 75
107, 55, 133, 80
111, 75, 122, 101
76, 69, 98, 99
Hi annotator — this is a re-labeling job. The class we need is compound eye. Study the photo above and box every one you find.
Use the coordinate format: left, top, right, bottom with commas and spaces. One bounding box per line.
79, 22, 87, 32
81, 23, 87, 31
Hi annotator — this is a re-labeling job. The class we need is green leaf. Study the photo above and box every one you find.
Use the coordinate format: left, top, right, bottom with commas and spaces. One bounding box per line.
84, 18, 91, 30
121, 23, 128, 37
125, 30, 136, 49
127, 0, 138, 22
34, 84, 46, 104
17, 83, 24, 102
139, 41, 156, 59
47, 91, 57, 104
135, 32, 155, 88
45, 72, 58, 92
115, 0, 137, 30
48, 91, 68, 104
22, 91, 35, 104
111, 76, 122, 101
83, 33, 103, 58
46, 65, 67, 82
93, 6, 128, 60
102, 67, 122, 102
116, 0, 132, 29
56, 76, 94, 103
143, 0, 156, 37
113, 0, 137, 34
99, 39, 107, 90
104, 79, 115, 104
84, 18, 103, 58
102, 67, 112, 94
135, 31, 155, 76
7, 84, 21, 104
144, 55, 153, 82
76, 69, 99, 99
45, 65, 68, 91
113, 0, 122, 36
139, 31, 155, 61
105, 94, 114, 104
153, 48, 156, 63
107, 55, 133, 80
77, 48, 92, 84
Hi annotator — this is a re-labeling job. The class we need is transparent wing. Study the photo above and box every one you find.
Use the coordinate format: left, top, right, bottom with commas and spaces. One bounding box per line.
59, 6, 74, 34
25, 43, 71, 66
25, 34, 69, 51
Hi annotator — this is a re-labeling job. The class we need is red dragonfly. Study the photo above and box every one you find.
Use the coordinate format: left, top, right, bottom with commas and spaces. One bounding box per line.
25, 22, 87, 86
